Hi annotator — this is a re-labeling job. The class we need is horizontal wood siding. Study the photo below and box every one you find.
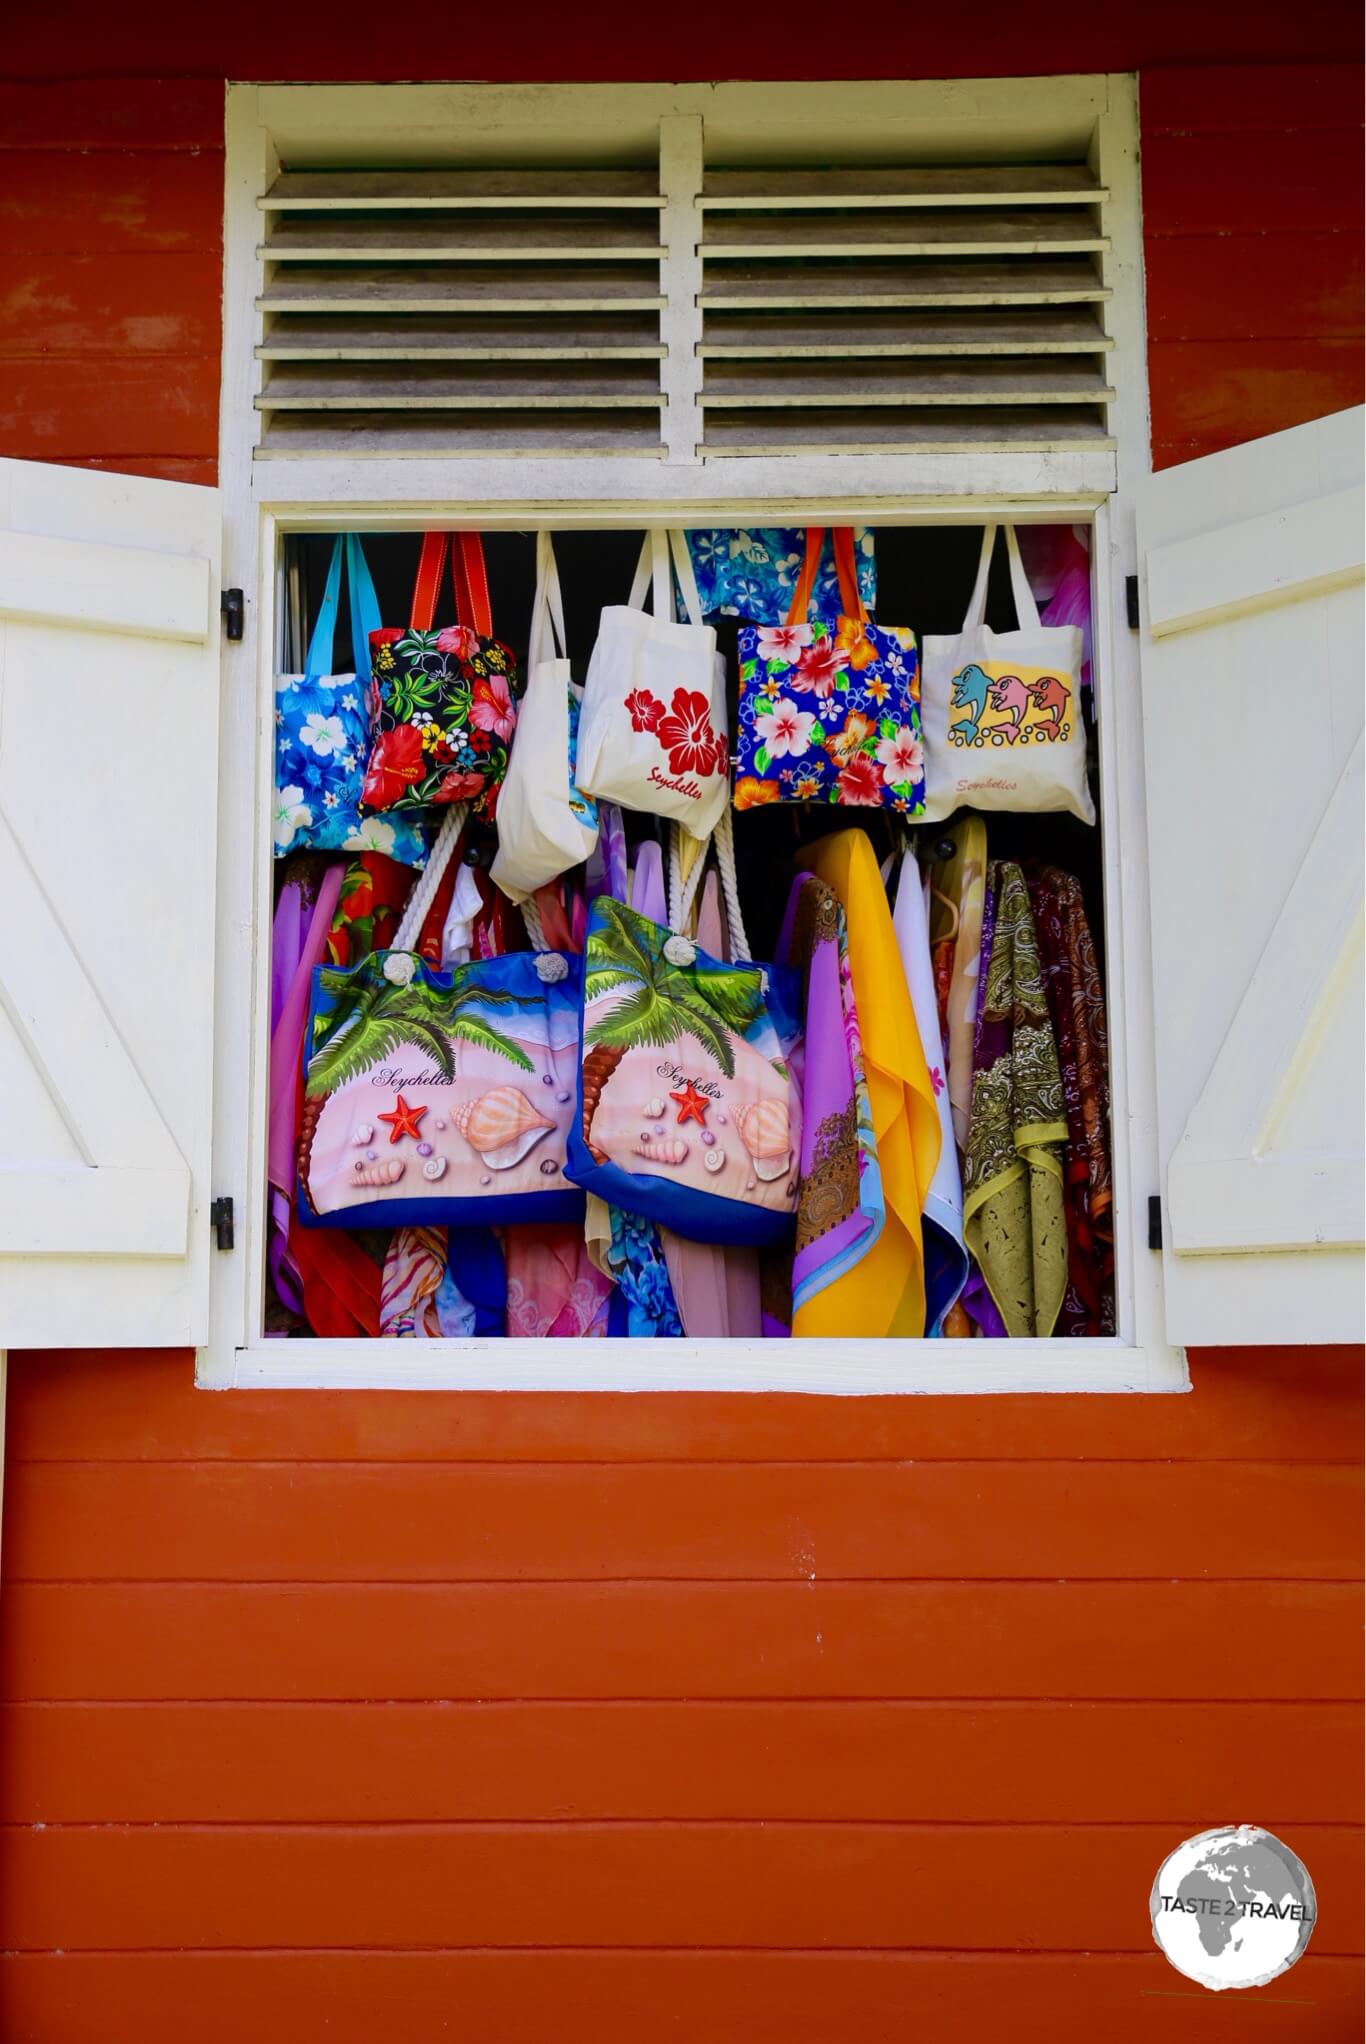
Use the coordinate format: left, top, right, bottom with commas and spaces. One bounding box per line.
1, 41, 1363, 2043
1142, 65, 1365, 466
1, 1346, 1361, 2039
0, 84, 222, 482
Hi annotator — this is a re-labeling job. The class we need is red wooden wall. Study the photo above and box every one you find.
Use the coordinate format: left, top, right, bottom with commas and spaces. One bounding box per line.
1, 1347, 1362, 2040
1, 27, 1363, 2043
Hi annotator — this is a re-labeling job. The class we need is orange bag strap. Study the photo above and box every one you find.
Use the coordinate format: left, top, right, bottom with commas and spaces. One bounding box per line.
785, 528, 866, 625
785, 528, 827, 626
452, 532, 493, 638
409, 532, 493, 636
410, 533, 449, 631
832, 527, 867, 622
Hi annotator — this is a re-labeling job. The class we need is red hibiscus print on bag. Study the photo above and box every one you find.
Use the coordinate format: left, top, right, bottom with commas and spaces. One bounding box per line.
625, 688, 664, 734
789, 642, 843, 699
362, 723, 425, 809
835, 753, 884, 806
435, 624, 478, 658
469, 671, 517, 741
432, 768, 486, 805
657, 688, 725, 778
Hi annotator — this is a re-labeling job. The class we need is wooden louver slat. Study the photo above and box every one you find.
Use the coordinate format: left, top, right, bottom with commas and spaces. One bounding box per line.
700, 361, 1116, 408
702, 408, 1116, 457
701, 208, 1107, 260
700, 166, 1108, 208
697, 260, 1110, 310
700, 307, 1113, 357
257, 361, 663, 411
258, 264, 665, 315
256, 411, 667, 458
261, 211, 665, 262
257, 314, 666, 361
261, 169, 662, 209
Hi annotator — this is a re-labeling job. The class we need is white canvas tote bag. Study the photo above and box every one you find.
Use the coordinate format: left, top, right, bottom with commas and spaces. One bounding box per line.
920, 524, 1094, 826
576, 528, 729, 841
491, 531, 599, 904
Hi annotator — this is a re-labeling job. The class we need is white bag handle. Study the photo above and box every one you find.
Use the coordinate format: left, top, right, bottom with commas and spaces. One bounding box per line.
961, 524, 1041, 633
528, 528, 568, 669
391, 802, 469, 954
667, 812, 752, 963
626, 528, 706, 628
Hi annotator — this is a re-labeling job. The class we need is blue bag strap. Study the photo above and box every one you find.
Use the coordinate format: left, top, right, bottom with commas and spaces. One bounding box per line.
304, 536, 345, 680
345, 533, 382, 672
304, 535, 382, 679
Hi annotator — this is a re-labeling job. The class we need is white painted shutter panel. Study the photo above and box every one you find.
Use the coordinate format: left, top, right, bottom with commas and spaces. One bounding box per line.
1138, 407, 1365, 1346
0, 458, 221, 1347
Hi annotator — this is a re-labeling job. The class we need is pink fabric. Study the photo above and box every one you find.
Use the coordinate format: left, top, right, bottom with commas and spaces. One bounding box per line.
267, 862, 345, 1320
503, 1224, 612, 1338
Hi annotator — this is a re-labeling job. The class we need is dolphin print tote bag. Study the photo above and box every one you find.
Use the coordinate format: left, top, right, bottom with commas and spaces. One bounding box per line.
490, 530, 599, 905
920, 524, 1094, 825
575, 529, 729, 841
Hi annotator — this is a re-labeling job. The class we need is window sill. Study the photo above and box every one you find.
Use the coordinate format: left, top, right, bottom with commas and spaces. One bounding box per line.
200, 1339, 1190, 1396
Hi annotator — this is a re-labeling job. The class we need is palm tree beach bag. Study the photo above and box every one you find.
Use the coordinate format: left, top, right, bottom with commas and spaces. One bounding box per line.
575, 528, 729, 841
565, 812, 801, 1247
297, 808, 584, 1228
919, 523, 1094, 825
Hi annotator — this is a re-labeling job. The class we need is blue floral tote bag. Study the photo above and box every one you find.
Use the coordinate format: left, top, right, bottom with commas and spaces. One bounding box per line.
734, 528, 926, 816
687, 526, 877, 622
273, 534, 428, 865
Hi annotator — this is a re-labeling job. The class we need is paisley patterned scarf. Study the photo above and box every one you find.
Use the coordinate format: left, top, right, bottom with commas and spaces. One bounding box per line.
963, 861, 1068, 1339
1026, 865, 1114, 1336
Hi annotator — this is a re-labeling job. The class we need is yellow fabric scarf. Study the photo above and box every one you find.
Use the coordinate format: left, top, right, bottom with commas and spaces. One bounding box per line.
794, 829, 941, 1337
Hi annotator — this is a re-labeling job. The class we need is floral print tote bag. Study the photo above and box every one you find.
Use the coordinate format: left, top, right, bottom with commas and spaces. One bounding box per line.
686, 525, 877, 622
575, 529, 729, 842
565, 812, 800, 1248
273, 534, 428, 866
733, 529, 926, 816
361, 531, 518, 821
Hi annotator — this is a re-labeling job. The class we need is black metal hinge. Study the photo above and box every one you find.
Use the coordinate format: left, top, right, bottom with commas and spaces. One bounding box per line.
1125, 574, 1141, 631
1148, 1195, 1163, 1252
221, 588, 245, 641
210, 1197, 235, 1252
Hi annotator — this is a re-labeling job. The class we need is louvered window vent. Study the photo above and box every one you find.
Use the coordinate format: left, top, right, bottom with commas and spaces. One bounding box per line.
255, 169, 668, 459
697, 163, 1115, 457
253, 148, 1115, 464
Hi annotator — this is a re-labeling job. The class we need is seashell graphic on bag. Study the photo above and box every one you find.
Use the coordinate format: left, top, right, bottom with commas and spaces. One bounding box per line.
352, 1157, 405, 1187
452, 1087, 555, 1170
734, 1099, 793, 1182
301, 952, 581, 1219
578, 895, 800, 1222
634, 1136, 688, 1165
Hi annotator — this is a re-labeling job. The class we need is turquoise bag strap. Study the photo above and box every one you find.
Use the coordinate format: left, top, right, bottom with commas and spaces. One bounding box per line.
304, 535, 382, 679
304, 536, 345, 680
345, 534, 382, 671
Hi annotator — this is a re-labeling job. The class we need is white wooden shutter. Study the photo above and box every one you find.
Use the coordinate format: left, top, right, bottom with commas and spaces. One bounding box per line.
0, 457, 221, 1348
1138, 407, 1365, 1346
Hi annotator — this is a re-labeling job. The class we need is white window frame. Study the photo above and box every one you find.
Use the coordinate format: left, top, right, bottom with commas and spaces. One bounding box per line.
202, 74, 1187, 1394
